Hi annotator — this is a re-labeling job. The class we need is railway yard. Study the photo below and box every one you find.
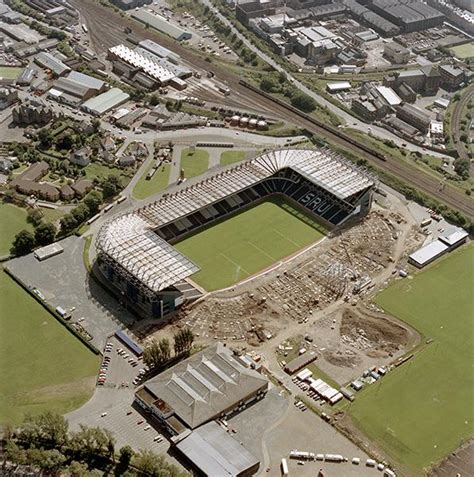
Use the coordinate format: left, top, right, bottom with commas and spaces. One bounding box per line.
72, 0, 474, 219
0, 0, 472, 476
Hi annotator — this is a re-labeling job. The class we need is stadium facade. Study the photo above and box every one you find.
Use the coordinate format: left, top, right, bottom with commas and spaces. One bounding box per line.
96, 148, 375, 318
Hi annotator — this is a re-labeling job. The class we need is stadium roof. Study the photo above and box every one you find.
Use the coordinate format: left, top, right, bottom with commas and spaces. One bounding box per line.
140, 343, 268, 429
176, 421, 259, 476
81, 87, 129, 115
97, 149, 374, 293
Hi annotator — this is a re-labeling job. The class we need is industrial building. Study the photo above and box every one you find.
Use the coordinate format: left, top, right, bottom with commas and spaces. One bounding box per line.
370, 0, 444, 32
35, 52, 70, 77
111, 0, 152, 9
108, 44, 190, 89
81, 88, 129, 116
134, 343, 268, 434
383, 42, 410, 64
131, 9, 192, 41
409, 228, 468, 268
439, 64, 466, 90
395, 103, 431, 133
48, 71, 107, 106
96, 148, 374, 318
175, 421, 260, 477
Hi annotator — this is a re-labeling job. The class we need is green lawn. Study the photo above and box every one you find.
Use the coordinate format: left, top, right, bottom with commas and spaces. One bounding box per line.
0, 271, 99, 425
0, 204, 33, 257
181, 148, 209, 179
0, 66, 23, 80
175, 196, 326, 291
348, 245, 474, 475
84, 162, 128, 184
220, 150, 248, 167
450, 42, 474, 60
132, 162, 171, 200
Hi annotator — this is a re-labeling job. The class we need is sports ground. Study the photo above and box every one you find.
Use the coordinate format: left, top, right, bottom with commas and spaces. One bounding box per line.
0, 204, 33, 257
175, 196, 326, 291
348, 244, 474, 475
0, 271, 99, 425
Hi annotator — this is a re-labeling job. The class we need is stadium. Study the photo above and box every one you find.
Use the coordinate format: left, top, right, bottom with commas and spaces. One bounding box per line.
96, 148, 375, 318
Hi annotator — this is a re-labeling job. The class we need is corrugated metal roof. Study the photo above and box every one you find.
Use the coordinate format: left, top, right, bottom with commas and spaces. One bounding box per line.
131, 9, 192, 40
81, 87, 129, 115
176, 421, 259, 476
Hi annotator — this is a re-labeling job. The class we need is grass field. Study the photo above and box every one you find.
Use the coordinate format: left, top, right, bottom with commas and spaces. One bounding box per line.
220, 150, 248, 166
450, 42, 474, 60
133, 162, 171, 200
175, 196, 325, 291
0, 272, 99, 425
0, 204, 33, 257
348, 245, 474, 475
181, 148, 209, 179
0, 66, 23, 80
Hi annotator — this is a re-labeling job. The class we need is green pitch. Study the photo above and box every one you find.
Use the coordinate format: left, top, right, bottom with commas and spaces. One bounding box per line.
0, 66, 23, 80
348, 244, 474, 475
175, 196, 326, 291
0, 204, 33, 257
450, 42, 474, 60
0, 272, 99, 425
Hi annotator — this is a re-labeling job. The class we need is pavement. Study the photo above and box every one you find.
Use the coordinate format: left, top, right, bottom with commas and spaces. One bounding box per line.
200, 0, 452, 160
6, 236, 135, 349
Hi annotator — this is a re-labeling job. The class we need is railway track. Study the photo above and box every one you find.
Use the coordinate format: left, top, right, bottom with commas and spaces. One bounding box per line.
72, 0, 473, 218
451, 84, 474, 163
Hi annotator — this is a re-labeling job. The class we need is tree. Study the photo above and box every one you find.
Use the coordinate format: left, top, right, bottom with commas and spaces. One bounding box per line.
149, 94, 160, 106
71, 203, 90, 224
102, 176, 121, 199
116, 445, 134, 475
260, 77, 278, 93
27, 208, 44, 227
19, 412, 69, 450
38, 129, 53, 149
66, 460, 90, 476
173, 328, 194, 356
69, 425, 115, 463
26, 448, 66, 473
132, 449, 187, 477
84, 190, 103, 215
4, 441, 27, 466
91, 119, 101, 133
60, 214, 78, 234
34, 222, 57, 246
290, 92, 316, 113
11, 230, 35, 256
159, 338, 171, 362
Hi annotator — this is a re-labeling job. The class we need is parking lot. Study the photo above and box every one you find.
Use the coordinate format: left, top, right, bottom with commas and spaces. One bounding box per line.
7, 236, 135, 348
226, 386, 381, 477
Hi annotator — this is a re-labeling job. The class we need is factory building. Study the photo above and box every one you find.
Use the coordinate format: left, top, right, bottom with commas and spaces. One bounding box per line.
111, 0, 152, 9
439, 65, 466, 91
383, 42, 410, 64
395, 103, 431, 133
134, 343, 268, 435
176, 421, 260, 477
35, 52, 70, 77
81, 88, 130, 116
131, 9, 191, 41
370, 0, 444, 32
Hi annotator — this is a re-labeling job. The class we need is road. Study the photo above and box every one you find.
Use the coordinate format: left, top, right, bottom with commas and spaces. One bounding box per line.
70, 0, 473, 218
199, 0, 452, 154
451, 84, 474, 162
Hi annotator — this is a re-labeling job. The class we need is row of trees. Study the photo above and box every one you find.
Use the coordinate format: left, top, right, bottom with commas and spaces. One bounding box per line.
59, 190, 105, 235
259, 75, 317, 113
143, 328, 194, 370
3, 412, 187, 477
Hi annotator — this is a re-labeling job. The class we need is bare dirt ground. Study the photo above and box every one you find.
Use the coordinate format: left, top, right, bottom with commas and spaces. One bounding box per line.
428, 439, 474, 477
